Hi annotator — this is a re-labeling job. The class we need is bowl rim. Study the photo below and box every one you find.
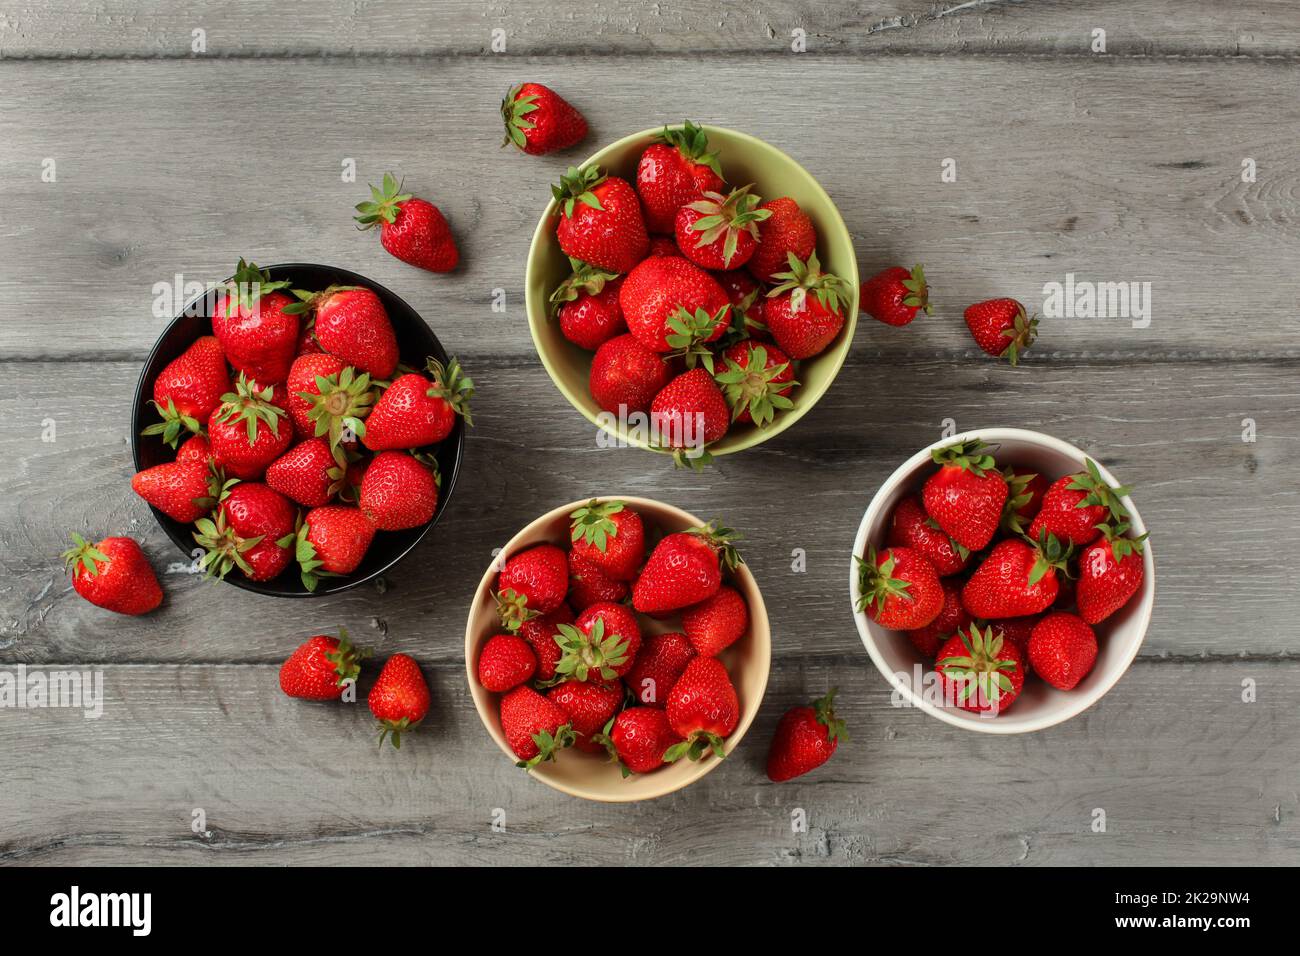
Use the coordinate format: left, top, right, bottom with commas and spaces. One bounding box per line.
849, 427, 1156, 734
463, 494, 772, 801
524, 123, 859, 457
130, 262, 466, 598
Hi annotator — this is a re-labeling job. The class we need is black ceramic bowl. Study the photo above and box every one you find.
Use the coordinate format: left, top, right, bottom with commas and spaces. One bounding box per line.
131, 263, 466, 597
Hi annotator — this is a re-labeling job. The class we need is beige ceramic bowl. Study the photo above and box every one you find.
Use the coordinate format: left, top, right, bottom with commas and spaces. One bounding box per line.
465, 496, 771, 801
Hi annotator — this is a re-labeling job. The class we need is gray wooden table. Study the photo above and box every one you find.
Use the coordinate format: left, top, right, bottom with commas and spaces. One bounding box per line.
2, 0, 1298, 866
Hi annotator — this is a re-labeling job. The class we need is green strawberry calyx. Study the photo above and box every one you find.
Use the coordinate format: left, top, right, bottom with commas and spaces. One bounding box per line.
714, 343, 798, 428
569, 498, 625, 552
516, 723, 577, 771
666, 304, 731, 372
354, 172, 412, 230
281, 284, 363, 317
301, 366, 376, 450
548, 257, 620, 314
663, 729, 726, 763
553, 618, 630, 682
141, 398, 205, 449
854, 545, 912, 615
938, 623, 1019, 707
192, 511, 264, 581
998, 303, 1039, 367
377, 714, 423, 751
1026, 528, 1073, 585
999, 467, 1040, 534
669, 447, 714, 472
688, 519, 743, 570
590, 716, 634, 778
501, 84, 542, 150
812, 687, 849, 743
767, 251, 851, 315
900, 264, 932, 314
1094, 521, 1149, 563
425, 356, 475, 427
214, 373, 288, 445
1068, 457, 1133, 526
657, 120, 723, 179
683, 185, 772, 268
494, 588, 538, 632
215, 259, 290, 318
61, 533, 110, 578
286, 516, 340, 593
551, 164, 608, 219
324, 627, 368, 687
930, 437, 998, 476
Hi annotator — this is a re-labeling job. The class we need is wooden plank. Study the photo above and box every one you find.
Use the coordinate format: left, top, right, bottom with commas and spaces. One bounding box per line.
1, 658, 1295, 865
0, 56, 1299, 360
2, 357, 1296, 662
2, 0, 1299, 58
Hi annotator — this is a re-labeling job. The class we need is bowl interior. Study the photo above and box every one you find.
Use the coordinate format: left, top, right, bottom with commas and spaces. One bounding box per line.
851, 429, 1155, 734
464, 496, 772, 801
525, 125, 859, 456
131, 263, 465, 597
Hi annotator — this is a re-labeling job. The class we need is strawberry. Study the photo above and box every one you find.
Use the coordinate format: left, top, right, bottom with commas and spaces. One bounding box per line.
291, 505, 376, 590
293, 362, 377, 452
922, 438, 1009, 551
681, 585, 749, 657
1076, 523, 1147, 624
766, 688, 847, 783
295, 326, 324, 356
569, 499, 645, 582
193, 482, 296, 582
285, 353, 344, 438
715, 269, 767, 340
762, 252, 852, 359
284, 286, 399, 379
1028, 458, 1131, 547
961, 532, 1071, 619
548, 679, 623, 752
649, 368, 731, 466
550, 263, 625, 350
936, 624, 1026, 714
633, 521, 741, 614
142, 335, 230, 447
567, 550, 628, 610
368, 653, 430, 749
904, 578, 971, 657
557, 601, 642, 681
516, 605, 574, 681
131, 459, 230, 523
625, 632, 695, 708
1028, 612, 1098, 690
210, 259, 298, 385
359, 450, 439, 530
500, 685, 575, 767
854, 545, 943, 630
1000, 466, 1048, 535
588, 333, 673, 414
886, 494, 971, 576
663, 656, 739, 761
593, 707, 680, 776
497, 543, 569, 622
715, 341, 797, 427
207, 374, 292, 480
362, 358, 473, 451
648, 235, 680, 257
747, 196, 816, 282
860, 265, 931, 327
175, 433, 211, 465
279, 629, 366, 701
501, 82, 587, 155
477, 634, 537, 692
619, 255, 730, 354
552, 165, 648, 273
265, 437, 348, 507
635, 122, 725, 233
61, 534, 162, 615
990, 616, 1038, 657
963, 298, 1038, 365
355, 172, 459, 273
674, 185, 771, 270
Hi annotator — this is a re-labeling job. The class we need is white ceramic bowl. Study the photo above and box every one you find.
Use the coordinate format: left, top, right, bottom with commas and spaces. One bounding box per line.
849, 428, 1155, 734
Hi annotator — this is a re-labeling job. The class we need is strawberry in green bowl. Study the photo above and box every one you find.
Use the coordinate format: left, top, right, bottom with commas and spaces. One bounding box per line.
525, 123, 858, 467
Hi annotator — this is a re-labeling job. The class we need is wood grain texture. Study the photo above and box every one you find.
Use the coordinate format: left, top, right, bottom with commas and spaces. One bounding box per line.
0, 56, 1298, 360
2, 0, 1299, 58
0, 658, 1295, 866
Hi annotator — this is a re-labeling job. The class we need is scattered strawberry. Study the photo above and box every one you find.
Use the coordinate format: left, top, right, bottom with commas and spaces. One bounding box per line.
886, 494, 971, 577
131, 459, 229, 524
624, 632, 695, 708
674, 185, 771, 270
477, 634, 538, 692
285, 286, 399, 379
961, 532, 1071, 619
141, 335, 230, 447
207, 374, 292, 480
681, 585, 749, 657
1076, 523, 1147, 624
279, 629, 366, 701
905, 578, 971, 657
922, 438, 1009, 551
1028, 612, 1098, 690
355, 173, 459, 273
664, 657, 739, 761
501, 82, 587, 155
855, 545, 943, 630
963, 297, 1037, 365
715, 341, 797, 427
620, 255, 730, 354
1028, 458, 1130, 547
500, 685, 575, 768
633, 520, 741, 615
936, 624, 1026, 714
593, 707, 681, 776
193, 482, 296, 582
747, 196, 816, 282
766, 688, 847, 782
567, 550, 629, 610
762, 252, 852, 359
550, 263, 625, 350
557, 601, 642, 681
368, 653, 430, 749
552, 165, 648, 273
548, 679, 623, 752
363, 357, 473, 451
649, 368, 731, 465
291, 505, 376, 590
516, 605, 574, 681
588, 333, 672, 414
359, 450, 439, 530
569, 499, 645, 582
860, 264, 930, 327
62, 534, 162, 615
497, 543, 569, 622
210, 259, 298, 385
636, 122, 725, 233
265, 437, 348, 508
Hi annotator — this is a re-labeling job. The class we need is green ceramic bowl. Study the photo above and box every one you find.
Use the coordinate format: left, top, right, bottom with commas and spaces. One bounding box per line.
525, 125, 859, 457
